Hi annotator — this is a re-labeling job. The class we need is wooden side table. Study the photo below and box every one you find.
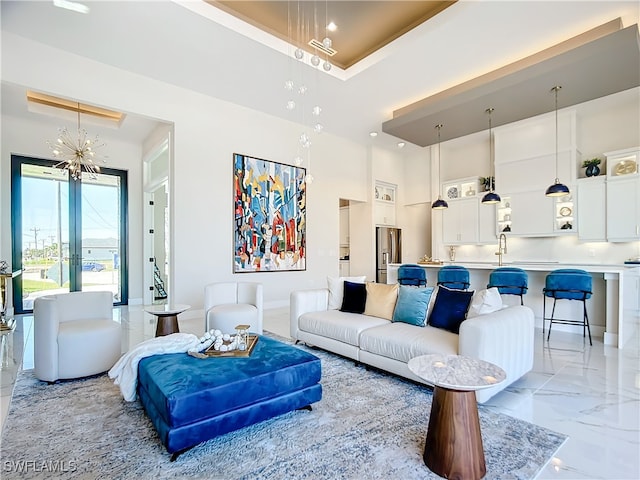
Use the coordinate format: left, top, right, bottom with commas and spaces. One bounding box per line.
408, 354, 506, 480
144, 304, 191, 337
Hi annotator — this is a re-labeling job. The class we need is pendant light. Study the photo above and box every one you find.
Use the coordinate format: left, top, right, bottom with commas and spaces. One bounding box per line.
431, 124, 448, 210
47, 102, 107, 181
545, 86, 570, 197
481, 107, 501, 204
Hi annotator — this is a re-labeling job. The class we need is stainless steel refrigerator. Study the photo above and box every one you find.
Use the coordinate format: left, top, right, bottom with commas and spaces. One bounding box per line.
376, 227, 401, 283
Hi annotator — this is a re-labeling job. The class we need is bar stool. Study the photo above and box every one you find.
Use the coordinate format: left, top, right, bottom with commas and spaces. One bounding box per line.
398, 264, 427, 286
543, 269, 592, 345
437, 266, 470, 291
487, 267, 528, 305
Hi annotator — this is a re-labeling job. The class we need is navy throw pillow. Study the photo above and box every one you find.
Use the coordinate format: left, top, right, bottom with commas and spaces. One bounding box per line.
428, 286, 474, 333
340, 281, 367, 313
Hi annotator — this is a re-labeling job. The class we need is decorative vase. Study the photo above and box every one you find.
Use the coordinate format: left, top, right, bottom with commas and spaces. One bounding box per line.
585, 165, 600, 177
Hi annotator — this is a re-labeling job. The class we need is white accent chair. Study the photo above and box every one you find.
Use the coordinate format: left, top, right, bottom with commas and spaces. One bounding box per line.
33, 291, 121, 383
204, 282, 263, 334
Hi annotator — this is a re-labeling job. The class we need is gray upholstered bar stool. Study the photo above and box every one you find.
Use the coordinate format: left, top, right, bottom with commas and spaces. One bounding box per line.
543, 269, 593, 345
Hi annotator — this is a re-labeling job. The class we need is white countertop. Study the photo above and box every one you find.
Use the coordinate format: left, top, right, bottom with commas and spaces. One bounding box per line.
389, 262, 638, 273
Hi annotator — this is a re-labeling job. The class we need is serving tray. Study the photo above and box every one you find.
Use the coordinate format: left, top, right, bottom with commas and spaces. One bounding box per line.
203, 334, 259, 358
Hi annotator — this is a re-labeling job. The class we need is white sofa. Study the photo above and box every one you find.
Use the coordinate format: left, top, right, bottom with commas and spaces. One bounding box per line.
290, 287, 535, 403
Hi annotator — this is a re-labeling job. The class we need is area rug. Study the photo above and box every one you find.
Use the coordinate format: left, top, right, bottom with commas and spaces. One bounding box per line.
1, 337, 566, 479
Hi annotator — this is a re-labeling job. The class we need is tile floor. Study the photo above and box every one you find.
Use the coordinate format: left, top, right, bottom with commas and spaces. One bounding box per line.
1, 305, 638, 479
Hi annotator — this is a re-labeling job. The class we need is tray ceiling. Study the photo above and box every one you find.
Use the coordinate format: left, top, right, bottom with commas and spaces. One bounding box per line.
209, 1, 456, 70
383, 19, 640, 147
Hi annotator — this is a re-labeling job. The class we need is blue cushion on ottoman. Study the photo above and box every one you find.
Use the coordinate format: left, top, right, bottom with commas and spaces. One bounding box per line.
137, 335, 322, 455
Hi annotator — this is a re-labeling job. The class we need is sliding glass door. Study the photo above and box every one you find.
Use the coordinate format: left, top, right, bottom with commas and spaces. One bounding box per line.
11, 155, 128, 313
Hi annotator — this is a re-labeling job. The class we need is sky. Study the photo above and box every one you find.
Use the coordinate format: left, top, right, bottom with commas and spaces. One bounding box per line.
21, 172, 120, 251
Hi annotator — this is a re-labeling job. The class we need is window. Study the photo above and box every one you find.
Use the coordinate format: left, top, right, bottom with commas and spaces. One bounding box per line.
11, 155, 128, 312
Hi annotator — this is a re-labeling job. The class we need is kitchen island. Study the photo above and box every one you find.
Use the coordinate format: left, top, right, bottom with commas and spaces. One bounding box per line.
388, 262, 640, 349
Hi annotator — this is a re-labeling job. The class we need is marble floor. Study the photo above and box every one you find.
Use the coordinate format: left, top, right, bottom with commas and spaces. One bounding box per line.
1, 305, 638, 479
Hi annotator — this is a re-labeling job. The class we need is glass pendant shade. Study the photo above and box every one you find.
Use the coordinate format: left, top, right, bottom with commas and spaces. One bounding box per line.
481, 191, 501, 204
545, 179, 570, 197
432, 197, 449, 209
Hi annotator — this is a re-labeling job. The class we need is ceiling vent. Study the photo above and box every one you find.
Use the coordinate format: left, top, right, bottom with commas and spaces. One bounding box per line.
308, 39, 337, 57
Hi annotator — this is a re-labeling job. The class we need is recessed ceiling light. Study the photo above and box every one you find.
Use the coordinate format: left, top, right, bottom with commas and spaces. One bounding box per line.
369, 132, 378, 137
53, 0, 90, 14
327, 22, 337, 32
397, 142, 406, 148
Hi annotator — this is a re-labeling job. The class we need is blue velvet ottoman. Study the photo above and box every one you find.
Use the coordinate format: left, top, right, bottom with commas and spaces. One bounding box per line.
137, 335, 322, 459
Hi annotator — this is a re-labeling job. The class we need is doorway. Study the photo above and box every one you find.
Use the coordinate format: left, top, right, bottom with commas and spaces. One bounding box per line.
143, 138, 170, 305
339, 199, 350, 276
10, 155, 128, 313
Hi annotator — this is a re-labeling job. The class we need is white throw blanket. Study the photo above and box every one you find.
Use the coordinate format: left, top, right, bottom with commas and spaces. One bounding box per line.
109, 333, 200, 401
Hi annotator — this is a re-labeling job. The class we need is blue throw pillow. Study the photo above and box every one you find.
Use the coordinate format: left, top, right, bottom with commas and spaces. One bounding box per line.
428, 286, 474, 333
340, 281, 367, 313
392, 286, 434, 326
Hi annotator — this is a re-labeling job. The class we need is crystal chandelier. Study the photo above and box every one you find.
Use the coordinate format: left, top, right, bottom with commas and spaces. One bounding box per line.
285, 0, 334, 185
47, 102, 107, 181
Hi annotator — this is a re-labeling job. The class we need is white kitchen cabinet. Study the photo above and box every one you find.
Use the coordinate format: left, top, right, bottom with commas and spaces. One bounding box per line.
478, 202, 497, 244
375, 182, 396, 226
606, 175, 640, 242
339, 206, 350, 246
577, 176, 606, 241
605, 147, 639, 177
442, 197, 478, 244
505, 190, 556, 236
339, 261, 350, 277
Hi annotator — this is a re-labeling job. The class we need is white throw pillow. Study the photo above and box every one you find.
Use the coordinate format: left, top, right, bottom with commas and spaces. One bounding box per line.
327, 276, 366, 310
467, 287, 503, 318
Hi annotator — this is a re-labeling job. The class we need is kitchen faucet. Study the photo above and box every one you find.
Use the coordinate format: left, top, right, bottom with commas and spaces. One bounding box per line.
496, 233, 507, 266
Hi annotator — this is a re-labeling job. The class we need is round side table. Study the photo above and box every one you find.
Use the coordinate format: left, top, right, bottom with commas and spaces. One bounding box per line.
144, 304, 191, 337
408, 354, 506, 480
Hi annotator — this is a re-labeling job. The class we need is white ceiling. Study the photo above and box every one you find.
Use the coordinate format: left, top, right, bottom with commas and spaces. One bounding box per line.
1, 1, 639, 151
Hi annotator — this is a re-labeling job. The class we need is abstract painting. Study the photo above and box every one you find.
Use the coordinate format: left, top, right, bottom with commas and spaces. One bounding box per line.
234, 153, 306, 272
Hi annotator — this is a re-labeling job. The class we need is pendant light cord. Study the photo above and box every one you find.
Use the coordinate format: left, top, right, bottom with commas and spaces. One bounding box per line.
437, 124, 442, 199
554, 86, 561, 181
487, 107, 494, 191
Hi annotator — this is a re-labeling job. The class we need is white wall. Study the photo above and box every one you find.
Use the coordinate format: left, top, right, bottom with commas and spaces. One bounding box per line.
403, 148, 433, 261
0, 32, 379, 310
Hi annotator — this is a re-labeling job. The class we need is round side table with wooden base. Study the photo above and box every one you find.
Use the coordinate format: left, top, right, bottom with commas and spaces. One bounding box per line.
144, 304, 191, 337
408, 354, 506, 480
